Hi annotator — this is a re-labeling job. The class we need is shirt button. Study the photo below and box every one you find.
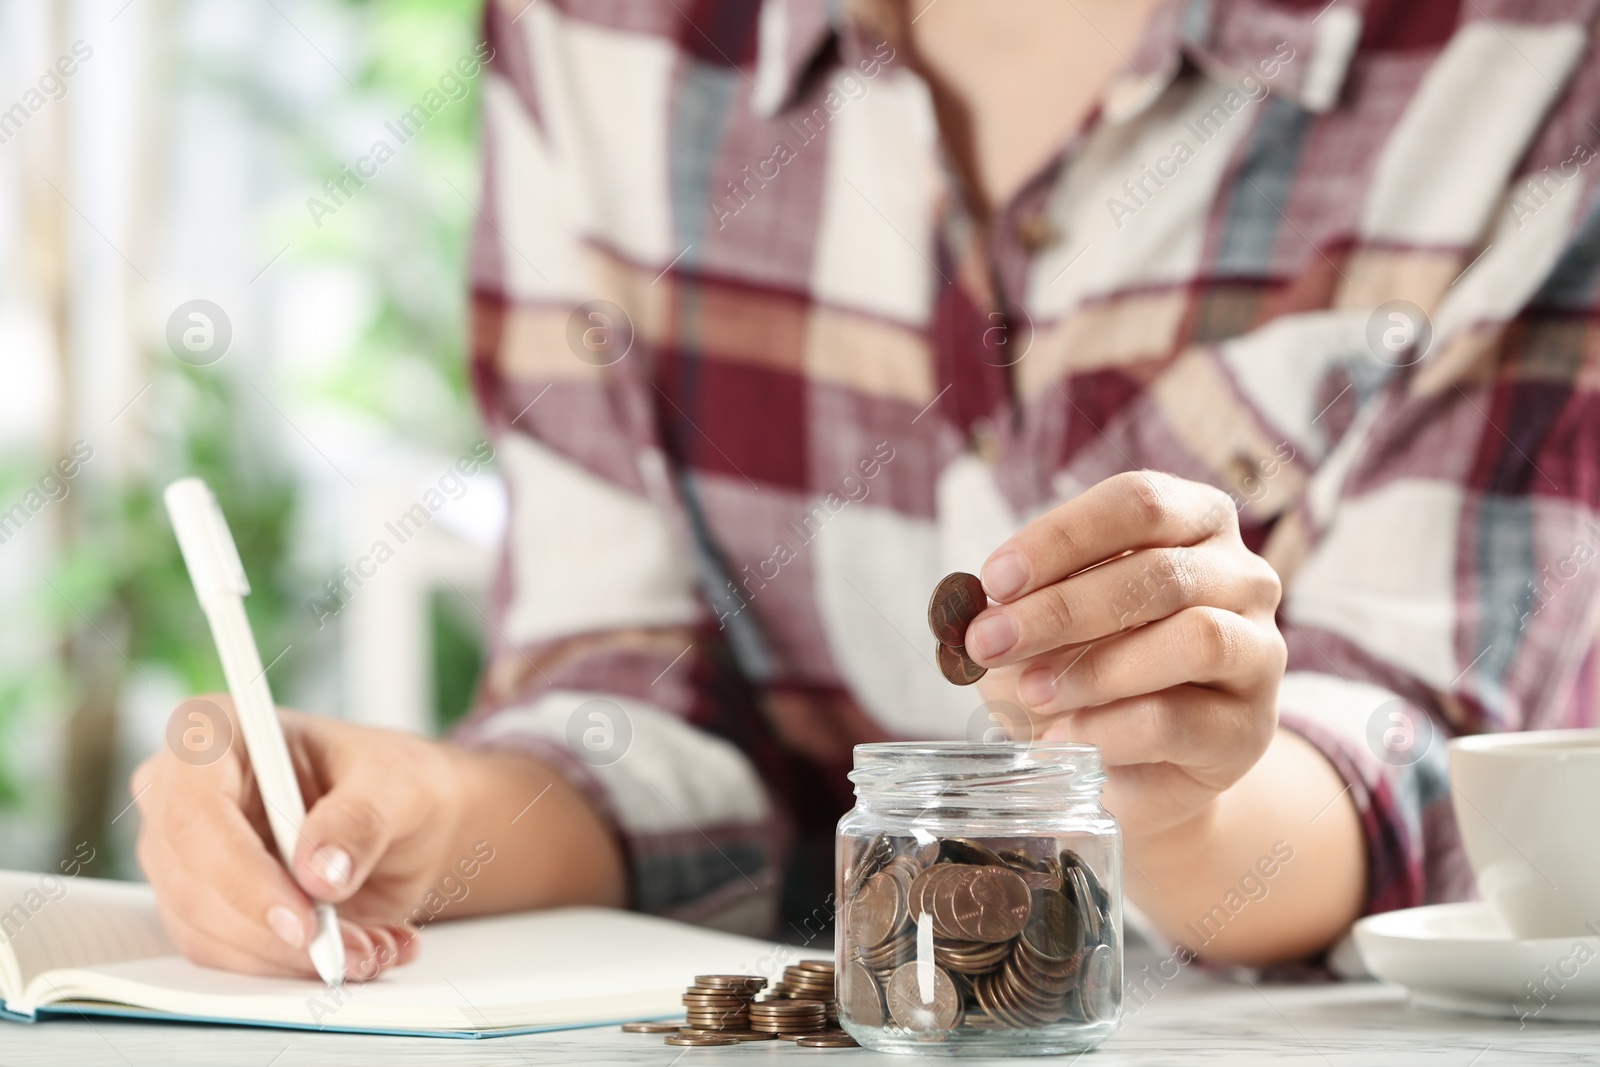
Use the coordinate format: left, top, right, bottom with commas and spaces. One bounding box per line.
1015, 214, 1060, 252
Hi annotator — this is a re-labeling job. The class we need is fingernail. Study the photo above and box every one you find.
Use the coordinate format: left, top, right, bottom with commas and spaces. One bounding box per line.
982, 552, 1030, 601
267, 905, 306, 948
315, 846, 353, 888
1018, 667, 1056, 708
966, 613, 1019, 660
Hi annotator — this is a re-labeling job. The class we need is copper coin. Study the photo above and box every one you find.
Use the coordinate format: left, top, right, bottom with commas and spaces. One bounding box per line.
933, 938, 1011, 974
912, 861, 965, 924
960, 866, 1032, 943
857, 927, 915, 971
936, 641, 987, 685
1017, 869, 1064, 892
1067, 867, 1105, 945
795, 1033, 860, 1047
748, 1004, 825, 1017
1021, 887, 1079, 964
795, 960, 835, 974
846, 870, 904, 949
1078, 943, 1116, 1022
882, 857, 919, 915
664, 1033, 740, 1046
930, 866, 979, 940
998, 848, 1050, 873
840, 958, 885, 1027
750, 1006, 826, 1018
885, 961, 962, 1032
907, 863, 941, 923
621, 1021, 682, 1033
695, 974, 767, 988
942, 838, 1008, 867
842, 834, 893, 901
928, 571, 987, 647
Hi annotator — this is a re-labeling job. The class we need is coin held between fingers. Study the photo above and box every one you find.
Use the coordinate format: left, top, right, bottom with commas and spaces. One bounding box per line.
928, 572, 988, 647
936, 642, 987, 686
928, 571, 990, 686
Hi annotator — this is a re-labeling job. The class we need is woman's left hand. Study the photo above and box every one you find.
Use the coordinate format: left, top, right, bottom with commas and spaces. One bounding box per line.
966, 470, 1287, 844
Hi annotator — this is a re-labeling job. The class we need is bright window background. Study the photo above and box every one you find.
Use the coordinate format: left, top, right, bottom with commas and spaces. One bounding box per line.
0, 0, 504, 878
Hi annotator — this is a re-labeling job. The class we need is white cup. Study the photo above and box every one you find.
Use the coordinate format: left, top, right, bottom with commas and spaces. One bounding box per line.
1450, 729, 1600, 939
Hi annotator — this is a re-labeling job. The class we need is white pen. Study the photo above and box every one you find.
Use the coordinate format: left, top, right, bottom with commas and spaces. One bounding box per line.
164, 477, 346, 988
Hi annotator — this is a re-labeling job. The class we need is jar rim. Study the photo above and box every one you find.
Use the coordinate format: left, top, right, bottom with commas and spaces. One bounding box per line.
849, 741, 1106, 799
853, 741, 1100, 759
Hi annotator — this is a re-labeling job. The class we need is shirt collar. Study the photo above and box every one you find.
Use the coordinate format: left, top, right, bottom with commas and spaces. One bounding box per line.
753, 0, 840, 117
1110, 0, 1363, 121
753, 0, 1362, 121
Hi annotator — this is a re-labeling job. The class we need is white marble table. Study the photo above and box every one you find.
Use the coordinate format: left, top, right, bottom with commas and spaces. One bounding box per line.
2, 947, 1593, 1066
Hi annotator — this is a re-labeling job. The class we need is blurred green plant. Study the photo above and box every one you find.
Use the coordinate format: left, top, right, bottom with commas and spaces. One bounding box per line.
0, 0, 491, 866
52, 368, 302, 694
194, 0, 487, 448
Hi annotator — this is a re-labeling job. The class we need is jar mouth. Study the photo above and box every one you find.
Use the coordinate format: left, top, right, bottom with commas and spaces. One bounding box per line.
849, 741, 1105, 798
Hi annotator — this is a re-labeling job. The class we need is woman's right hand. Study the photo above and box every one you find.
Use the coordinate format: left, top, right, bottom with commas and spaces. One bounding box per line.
132, 696, 467, 981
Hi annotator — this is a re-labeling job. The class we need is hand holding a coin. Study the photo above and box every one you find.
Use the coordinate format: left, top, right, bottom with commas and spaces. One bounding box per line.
963, 471, 1287, 843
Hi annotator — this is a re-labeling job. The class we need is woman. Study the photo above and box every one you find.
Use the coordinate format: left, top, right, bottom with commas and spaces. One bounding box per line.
133, 0, 1600, 980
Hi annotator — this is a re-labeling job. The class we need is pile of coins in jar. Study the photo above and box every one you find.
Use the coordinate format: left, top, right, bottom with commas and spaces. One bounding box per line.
839, 834, 1115, 1036
620, 963, 858, 1048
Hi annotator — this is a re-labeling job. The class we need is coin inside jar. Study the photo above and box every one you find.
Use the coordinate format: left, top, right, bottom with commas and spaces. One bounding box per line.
846, 870, 905, 949
956, 866, 1032, 942
838, 744, 1120, 1052
841, 959, 886, 1027
885, 961, 963, 1032
840, 833, 1116, 1043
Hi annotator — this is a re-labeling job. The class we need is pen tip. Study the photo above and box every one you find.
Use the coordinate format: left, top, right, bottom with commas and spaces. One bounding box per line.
308, 905, 346, 988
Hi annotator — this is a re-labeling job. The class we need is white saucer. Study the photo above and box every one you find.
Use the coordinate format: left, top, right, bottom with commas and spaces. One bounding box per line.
1354, 902, 1600, 1023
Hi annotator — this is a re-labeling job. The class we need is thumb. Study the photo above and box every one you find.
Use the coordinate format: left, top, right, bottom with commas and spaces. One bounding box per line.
294, 782, 393, 903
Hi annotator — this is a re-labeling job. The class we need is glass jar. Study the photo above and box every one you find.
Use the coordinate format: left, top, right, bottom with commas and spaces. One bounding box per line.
834, 742, 1121, 1056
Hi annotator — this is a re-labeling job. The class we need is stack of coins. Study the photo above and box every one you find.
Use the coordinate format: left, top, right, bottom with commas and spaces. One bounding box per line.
680, 975, 769, 1040
748, 998, 827, 1037
928, 572, 988, 685
621, 970, 859, 1050
839, 833, 1116, 1036
764, 961, 840, 1026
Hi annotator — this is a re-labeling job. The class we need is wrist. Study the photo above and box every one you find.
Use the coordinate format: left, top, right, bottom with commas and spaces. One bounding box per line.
1122, 795, 1222, 884
432, 740, 490, 861
435, 740, 628, 912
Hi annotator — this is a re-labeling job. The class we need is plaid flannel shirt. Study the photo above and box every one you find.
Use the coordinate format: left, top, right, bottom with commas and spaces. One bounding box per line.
453, 0, 1600, 944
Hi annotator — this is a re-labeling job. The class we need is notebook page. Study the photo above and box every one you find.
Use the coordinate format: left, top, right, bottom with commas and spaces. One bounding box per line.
31, 905, 828, 1032
0, 871, 170, 1005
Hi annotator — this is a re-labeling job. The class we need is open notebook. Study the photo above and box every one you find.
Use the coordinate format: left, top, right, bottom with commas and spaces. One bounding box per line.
0, 871, 823, 1039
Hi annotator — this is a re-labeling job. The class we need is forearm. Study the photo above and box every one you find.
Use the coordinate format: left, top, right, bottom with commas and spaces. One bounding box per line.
1124, 727, 1365, 966
438, 744, 627, 916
